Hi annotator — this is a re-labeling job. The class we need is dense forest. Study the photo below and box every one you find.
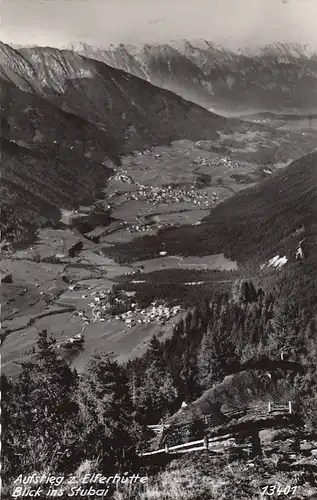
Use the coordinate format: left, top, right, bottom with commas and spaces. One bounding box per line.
3, 279, 317, 498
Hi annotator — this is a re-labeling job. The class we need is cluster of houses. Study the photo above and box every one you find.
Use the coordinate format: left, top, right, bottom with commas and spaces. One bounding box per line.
131, 148, 162, 158
192, 156, 214, 167
132, 149, 153, 157
71, 284, 182, 329
126, 223, 154, 234
124, 183, 216, 208
210, 156, 241, 169
192, 155, 241, 169
109, 172, 135, 184
115, 302, 182, 327
127, 221, 178, 234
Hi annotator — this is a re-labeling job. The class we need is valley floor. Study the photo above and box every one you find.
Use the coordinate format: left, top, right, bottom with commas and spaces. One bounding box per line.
1, 126, 317, 376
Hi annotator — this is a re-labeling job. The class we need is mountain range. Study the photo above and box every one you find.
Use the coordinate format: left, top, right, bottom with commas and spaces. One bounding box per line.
1, 39, 317, 248
75, 40, 317, 113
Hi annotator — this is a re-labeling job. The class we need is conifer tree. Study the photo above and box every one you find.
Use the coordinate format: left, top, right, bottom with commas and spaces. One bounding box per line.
10, 330, 80, 474
136, 336, 178, 423
80, 353, 135, 465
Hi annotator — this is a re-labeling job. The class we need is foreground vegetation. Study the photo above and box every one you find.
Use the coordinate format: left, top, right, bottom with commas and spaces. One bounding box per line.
3, 277, 317, 498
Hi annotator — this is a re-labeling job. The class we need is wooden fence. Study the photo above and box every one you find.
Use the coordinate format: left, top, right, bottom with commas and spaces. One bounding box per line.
140, 401, 293, 457
140, 433, 237, 457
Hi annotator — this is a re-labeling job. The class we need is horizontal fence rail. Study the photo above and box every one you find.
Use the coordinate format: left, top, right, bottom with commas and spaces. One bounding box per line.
140, 401, 294, 457
140, 437, 237, 457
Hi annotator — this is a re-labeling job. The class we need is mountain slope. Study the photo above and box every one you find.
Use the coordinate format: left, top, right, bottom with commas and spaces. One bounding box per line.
76, 40, 317, 113
0, 78, 118, 242
0, 41, 233, 148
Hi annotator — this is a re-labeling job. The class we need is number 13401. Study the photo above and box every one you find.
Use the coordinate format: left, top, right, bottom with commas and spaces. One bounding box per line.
261, 485, 297, 496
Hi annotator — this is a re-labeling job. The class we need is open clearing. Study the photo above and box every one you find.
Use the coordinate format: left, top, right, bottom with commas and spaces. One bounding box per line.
134, 254, 238, 274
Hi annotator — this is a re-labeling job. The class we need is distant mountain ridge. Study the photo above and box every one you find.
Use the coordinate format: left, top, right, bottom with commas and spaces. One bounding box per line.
73, 40, 317, 113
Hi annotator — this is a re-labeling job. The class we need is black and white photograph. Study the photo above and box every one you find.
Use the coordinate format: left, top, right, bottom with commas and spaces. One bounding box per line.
1, 0, 317, 498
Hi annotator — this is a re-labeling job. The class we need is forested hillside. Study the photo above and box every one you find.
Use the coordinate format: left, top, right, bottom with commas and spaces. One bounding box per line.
106, 149, 317, 268
3, 280, 317, 498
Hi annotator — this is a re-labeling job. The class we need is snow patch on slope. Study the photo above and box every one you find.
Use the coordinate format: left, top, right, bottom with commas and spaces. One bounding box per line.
260, 255, 288, 270
295, 239, 305, 260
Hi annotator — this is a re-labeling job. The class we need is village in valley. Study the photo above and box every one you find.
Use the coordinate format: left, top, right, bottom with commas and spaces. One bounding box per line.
71, 283, 182, 330
0, 139, 270, 374
56, 279, 183, 349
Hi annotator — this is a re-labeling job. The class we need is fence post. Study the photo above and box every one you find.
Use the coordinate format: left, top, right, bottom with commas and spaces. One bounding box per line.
289, 401, 292, 414
268, 401, 271, 413
204, 436, 209, 450
204, 415, 208, 425
165, 444, 169, 454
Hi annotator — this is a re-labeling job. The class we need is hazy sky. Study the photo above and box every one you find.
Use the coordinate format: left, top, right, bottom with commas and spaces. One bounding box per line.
0, 0, 316, 50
